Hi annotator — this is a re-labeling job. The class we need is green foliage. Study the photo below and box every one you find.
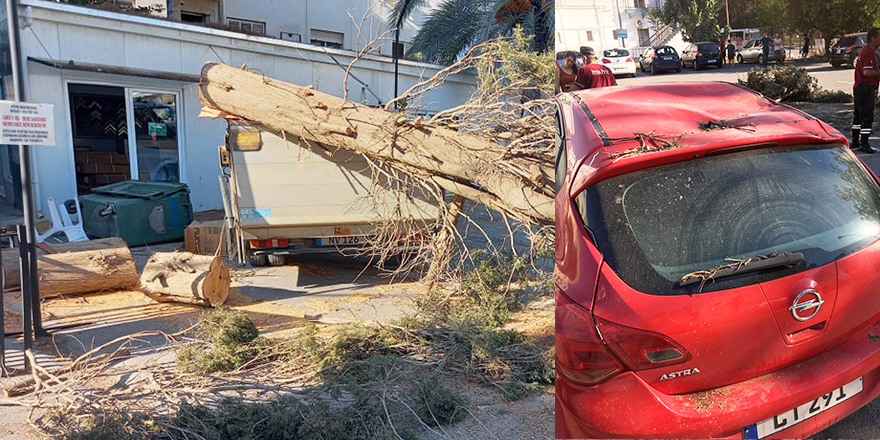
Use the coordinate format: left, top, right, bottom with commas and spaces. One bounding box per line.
474, 27, 555, 99
417, 376, 467, 425
737, 65, 817, 102
650, 0, 722, 42
785, 0, 880, 51
43, 409, 154, 440
812, 89, 853, 103
176, 307, 260, 374
407, 0, 553, 65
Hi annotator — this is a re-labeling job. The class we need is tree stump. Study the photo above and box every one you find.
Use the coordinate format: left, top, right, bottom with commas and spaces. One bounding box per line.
1, 237, 138, 297
140, 252, 230, 307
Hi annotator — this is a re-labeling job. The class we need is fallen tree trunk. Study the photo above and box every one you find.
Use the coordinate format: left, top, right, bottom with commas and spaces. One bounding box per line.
1, 238, 138, 297
198, 62, 554, 227
140, 252, 230, 307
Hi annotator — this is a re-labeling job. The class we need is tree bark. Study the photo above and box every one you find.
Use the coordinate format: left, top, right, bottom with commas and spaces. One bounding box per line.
1, 237, 138, 297
198, 62, 553, 227
140, 252, 230, 307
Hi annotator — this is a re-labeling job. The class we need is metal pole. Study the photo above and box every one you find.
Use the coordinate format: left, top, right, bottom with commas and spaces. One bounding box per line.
17, 225, 30, 372
0, 227, 5, 373
615, 0, 625, 48
6, 0, 45, 338
393, 27, 400, 110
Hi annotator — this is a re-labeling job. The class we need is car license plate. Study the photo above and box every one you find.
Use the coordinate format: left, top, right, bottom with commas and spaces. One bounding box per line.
742, 377, 863, 439
708, 59, 716, 63
663, 57, 672, 60
316, 235, 367, 246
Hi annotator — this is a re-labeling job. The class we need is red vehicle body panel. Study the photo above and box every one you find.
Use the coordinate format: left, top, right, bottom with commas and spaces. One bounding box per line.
555, 82, 880, 438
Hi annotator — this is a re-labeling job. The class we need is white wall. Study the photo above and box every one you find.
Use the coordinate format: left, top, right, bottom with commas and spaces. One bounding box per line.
19, 0, 476, 212
222, 0, 433, 56
556, 0, 672, 54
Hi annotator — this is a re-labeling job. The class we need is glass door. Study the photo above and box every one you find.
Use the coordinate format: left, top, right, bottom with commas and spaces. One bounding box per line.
127, 90, 180, 182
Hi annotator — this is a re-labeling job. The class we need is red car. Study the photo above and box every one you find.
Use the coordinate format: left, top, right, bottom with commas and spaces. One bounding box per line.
555, 82, 880, 438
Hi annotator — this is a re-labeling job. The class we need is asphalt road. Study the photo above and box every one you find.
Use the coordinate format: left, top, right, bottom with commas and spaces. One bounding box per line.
614, 58, 858, 93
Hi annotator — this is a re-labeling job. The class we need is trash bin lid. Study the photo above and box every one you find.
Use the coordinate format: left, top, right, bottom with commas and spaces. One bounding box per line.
91, 180, 189, 200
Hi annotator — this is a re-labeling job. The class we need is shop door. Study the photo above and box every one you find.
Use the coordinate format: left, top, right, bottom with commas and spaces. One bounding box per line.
127, 90, 180, 182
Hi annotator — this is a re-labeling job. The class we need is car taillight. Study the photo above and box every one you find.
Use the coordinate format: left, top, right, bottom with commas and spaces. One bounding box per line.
696, 51, 702, 57
848, 45, 856, 52
556, 289, 624, 385
652, 52, 658, 58
594, 315, 692, 370
625, 57, 633, 62
248, 238, 289, 249
602, 58, 611, 64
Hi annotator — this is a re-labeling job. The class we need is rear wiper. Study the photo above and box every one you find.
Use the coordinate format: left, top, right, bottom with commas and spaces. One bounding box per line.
680, 251, 804, 292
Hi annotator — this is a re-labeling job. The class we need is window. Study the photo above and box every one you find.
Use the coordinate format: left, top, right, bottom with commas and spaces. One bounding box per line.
638, 28, 650, 46
579, 145, 880, 295
584, 30, 593, 41
634, 0, 647, 7
68, 84, 183, 193
280, 32, 302, 42
310, 29, 344, 49
228, 18, 266, 35
181, 11, 208, 23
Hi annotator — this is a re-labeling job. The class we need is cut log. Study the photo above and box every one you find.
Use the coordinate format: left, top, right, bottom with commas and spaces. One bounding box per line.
140, 251, 230, 307
198, 62, 554, 227
1, 237, 138, 297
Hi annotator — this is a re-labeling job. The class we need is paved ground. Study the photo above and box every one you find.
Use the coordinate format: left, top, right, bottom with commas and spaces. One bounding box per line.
617, 58, 858, 93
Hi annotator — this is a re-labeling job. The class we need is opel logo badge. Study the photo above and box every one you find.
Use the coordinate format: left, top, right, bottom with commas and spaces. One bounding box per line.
789, 289, 824, 322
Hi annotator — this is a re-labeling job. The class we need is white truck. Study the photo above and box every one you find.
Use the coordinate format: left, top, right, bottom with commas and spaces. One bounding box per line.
220, 122, 440, 266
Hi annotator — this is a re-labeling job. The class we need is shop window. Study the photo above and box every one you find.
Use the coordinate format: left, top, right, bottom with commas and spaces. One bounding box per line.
68, 84, 180, 194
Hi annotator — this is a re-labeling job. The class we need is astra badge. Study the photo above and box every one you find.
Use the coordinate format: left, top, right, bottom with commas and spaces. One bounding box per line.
789, 289, 824, 322
660, 368, 700, 381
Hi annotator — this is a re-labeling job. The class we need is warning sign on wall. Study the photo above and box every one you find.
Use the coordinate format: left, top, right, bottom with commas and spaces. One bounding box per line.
0, 101, 55, 146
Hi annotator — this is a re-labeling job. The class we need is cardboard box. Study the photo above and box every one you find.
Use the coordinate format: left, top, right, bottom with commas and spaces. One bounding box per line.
185, 219, 227, 256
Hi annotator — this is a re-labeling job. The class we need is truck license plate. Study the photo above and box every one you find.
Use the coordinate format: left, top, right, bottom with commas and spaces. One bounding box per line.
316, 235, 367, 246
743, 377, 863, 439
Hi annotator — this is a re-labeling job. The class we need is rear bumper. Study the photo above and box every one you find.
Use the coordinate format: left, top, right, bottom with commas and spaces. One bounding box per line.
556, 318, 880, 439
651, 60, 680, 71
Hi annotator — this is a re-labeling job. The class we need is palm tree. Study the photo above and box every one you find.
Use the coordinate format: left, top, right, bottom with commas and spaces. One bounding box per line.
388, 0, 429, 108
406, 0, 553, 65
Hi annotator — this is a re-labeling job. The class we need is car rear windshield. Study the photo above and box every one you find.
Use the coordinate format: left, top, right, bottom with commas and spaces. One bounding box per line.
698, 43, 719, 53
575, 145, 880, 295
836, 36, 859, 47
604, 49, 630, 57
656, 47, 676, 55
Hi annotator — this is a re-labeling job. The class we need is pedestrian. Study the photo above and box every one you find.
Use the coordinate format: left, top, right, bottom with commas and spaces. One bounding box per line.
578, 46, 593, 68
850, 27, 880, 154
570, 48, 617, 91
774, 33, 785, 65
726, 39, 736, 68
760, 32, 773, 66
801, 33, 811, 63
555, 51, 578, 94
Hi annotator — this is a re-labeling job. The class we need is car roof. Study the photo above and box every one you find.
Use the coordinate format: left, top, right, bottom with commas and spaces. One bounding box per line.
558, 82, 845, 191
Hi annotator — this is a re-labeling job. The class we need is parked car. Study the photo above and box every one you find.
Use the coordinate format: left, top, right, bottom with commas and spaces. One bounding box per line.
599, 48, 636, 77
555, 81, 880, 439
830, 32, 867, 68
680, 42, 722, 69
737, 38, 785, 65
638, 46, 682, 74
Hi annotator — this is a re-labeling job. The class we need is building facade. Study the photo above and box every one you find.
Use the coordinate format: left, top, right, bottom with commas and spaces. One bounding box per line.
555, 0, 686, 58
0, 0, 475, 216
